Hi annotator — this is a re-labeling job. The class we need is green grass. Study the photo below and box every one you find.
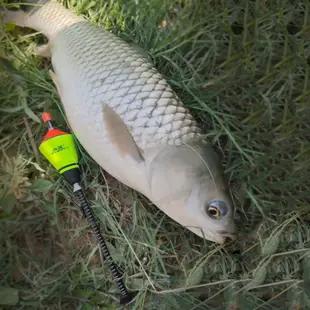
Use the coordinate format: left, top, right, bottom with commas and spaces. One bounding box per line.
0, 0, 310, 309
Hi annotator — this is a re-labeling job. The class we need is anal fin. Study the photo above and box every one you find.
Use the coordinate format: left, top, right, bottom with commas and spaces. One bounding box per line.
36, 43, 51, 58
49, 69, 61, 95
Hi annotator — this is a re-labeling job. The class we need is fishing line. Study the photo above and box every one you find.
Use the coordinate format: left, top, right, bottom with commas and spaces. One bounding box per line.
38, 112, 133, 305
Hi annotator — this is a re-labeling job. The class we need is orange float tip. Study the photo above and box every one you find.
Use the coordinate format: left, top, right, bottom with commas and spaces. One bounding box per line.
42, 112, 52, 123
41, 128, 68, 142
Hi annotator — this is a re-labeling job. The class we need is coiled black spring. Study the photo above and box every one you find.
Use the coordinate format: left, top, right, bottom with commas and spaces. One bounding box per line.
74, 186, 133, 305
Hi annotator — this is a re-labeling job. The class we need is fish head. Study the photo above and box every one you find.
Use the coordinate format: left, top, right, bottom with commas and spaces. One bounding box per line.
147, 141, 237, 244
186, 175, 237, 243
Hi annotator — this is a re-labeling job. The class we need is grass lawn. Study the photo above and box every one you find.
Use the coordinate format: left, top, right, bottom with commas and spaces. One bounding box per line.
0, 0, 310, 309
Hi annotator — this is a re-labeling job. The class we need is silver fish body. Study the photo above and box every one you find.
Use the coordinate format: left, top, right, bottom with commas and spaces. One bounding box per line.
2, 0, 237, 243
52, 21, 202, 189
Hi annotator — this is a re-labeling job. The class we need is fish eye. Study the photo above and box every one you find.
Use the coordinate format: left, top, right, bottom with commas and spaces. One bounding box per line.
208, 206, 221, 217
205, 200, 228, 219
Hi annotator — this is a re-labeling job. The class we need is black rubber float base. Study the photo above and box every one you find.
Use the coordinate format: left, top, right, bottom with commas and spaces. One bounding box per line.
120, 292, 136, 305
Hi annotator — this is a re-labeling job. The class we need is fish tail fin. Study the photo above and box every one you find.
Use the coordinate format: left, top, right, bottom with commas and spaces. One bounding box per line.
1, 8, 29, 27
1, 1, 50, 28
1, 0, 82, 40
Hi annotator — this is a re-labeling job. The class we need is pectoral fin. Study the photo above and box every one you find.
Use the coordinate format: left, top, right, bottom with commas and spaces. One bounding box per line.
102, 103, 144, 163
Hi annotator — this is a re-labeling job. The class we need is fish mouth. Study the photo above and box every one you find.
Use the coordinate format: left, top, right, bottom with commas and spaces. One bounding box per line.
186, 226, 237, 244
215, 230, 238, 243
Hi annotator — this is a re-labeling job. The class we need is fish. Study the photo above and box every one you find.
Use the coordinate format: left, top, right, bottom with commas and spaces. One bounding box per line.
1, 0, 237, 244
